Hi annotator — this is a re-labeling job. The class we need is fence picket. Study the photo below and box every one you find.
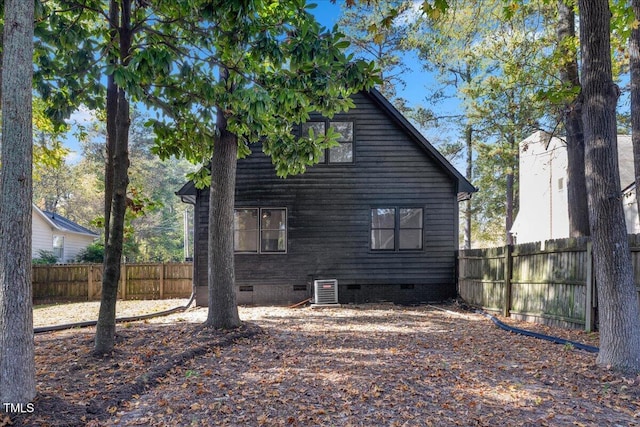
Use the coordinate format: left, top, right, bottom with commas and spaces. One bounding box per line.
458, 235, 615, 330
32, 262, 193, 304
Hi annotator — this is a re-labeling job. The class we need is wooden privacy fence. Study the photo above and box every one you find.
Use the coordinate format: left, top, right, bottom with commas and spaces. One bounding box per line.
32, 262, 193, 304
458, 235, 640, 331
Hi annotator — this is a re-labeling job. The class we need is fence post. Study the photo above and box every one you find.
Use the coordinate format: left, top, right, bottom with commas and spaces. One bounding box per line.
503, 245, 512, 318
585, 241, 595, 332
159, 263, 165, 299
120, 263, 127, 300
46, 265, 50, 300
88, 265, 93, 301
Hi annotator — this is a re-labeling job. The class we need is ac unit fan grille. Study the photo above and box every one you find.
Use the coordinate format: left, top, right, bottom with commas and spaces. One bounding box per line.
314, 279, 338, 305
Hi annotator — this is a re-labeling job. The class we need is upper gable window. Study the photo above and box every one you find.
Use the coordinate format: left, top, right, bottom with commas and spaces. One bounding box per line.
301, 120, 354, 164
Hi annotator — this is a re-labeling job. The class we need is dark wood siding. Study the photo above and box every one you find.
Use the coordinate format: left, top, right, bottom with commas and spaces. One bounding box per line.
194, 92, 460, 305
193, 188, 208, 305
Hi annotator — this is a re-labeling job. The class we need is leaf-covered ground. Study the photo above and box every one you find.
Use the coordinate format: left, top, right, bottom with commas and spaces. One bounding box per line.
33, 299, 192, 328
7, 302, 640, 426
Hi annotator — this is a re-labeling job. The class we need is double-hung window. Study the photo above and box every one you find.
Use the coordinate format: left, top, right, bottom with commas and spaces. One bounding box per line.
52, 235, 64, 260
234, 208, 287, 253
371, 208, 423, 251
301, 120, 354, 164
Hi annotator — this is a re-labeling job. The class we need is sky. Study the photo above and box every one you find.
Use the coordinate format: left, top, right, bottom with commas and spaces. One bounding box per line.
311, 0, 457, 116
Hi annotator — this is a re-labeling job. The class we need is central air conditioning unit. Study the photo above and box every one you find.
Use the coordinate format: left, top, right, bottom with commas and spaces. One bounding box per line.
313, 279, 338, 305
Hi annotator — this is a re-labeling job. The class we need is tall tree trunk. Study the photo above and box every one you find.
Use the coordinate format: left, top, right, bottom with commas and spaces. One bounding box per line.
631, 0, 640, 224
505, 172, 514, 245
463, 123, 472, 249
95, 0, 132, 354
579, 0, 640, 371
95, 87, 131, 353
206, 68, 241, 329
505, 133, 516, 246
104, 0, 119, 247
0, 0, 36, 403
558, 0, 589, 237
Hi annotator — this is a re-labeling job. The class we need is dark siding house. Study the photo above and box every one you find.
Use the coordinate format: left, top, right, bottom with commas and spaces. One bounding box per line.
177, 89, 476, 306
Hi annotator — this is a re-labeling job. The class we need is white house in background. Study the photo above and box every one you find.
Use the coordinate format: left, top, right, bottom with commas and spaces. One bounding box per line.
32, 204, 99, 262
511, 130, 640, 244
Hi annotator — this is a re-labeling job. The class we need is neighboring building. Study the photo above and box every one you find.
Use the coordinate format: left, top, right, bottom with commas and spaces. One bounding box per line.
178, 89, 476, 306
32, 204, 99, 262
511, 130, 639, 244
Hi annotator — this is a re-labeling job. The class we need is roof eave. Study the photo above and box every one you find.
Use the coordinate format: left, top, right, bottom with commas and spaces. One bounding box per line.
34, 204, 99, 237
176, 181, 196, 196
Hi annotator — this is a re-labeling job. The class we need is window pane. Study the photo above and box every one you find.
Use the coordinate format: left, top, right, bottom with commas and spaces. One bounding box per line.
330, 121, 353, 141
52, 236, 64, 260
400, 208, 423, 228
371, 230, 395, 250
261, 209, 286, 231
260, 209, 286, 252
261, 231, 286, 252
53, 235, 64, 248
399, 230, 422, 250
318, 150, 326, 163
234, 209, 258, 252
301, 122, 325, 138
371, 208, 395, 228
235, 231, 258, 252
235, 209, 258, 229
329, 142, 353, 163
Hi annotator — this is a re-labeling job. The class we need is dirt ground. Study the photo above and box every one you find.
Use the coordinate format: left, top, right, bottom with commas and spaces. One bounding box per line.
5, 301, 640, 426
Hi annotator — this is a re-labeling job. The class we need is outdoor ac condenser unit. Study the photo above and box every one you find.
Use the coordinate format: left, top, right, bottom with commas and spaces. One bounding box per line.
313, 279, 338, 305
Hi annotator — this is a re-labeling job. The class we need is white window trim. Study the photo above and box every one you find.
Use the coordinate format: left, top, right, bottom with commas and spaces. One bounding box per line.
52, 234, 65, 261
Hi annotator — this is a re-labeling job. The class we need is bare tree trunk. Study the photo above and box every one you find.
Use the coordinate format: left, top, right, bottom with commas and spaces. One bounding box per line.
463, 123, 472, 249
95, 0, 132, 354
95, 87, 131, 353
206, 67, 241, 329
505, 172, 514, 245
0, 0, 36, 403
505, 133, 516, 246
631, 0, 640, 224
104, 1, 119, 247
558, 0, 589, 237
565, 101, 588, 236
579, 0, 640, 372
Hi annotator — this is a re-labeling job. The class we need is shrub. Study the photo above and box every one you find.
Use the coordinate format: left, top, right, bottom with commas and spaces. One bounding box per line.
32, 250, 58, 265
75, 242, 104, 263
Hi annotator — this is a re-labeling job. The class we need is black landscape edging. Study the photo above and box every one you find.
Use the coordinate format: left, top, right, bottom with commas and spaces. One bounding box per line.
479, 311, 599, 353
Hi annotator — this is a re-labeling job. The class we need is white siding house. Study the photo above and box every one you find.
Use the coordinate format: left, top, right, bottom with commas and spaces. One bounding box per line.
511, 131, 639, 243
32, 205, 98, 262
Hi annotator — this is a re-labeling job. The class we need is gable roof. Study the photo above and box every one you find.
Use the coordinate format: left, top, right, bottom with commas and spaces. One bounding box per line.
176, 89, 477, 197
33, 204, 98, 237
364, 89, 477, 195
176, 181, 197, 200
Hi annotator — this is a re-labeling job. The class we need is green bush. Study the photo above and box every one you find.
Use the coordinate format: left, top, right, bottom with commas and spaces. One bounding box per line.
75, 242, 104, 263
32, 250, 58, 265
